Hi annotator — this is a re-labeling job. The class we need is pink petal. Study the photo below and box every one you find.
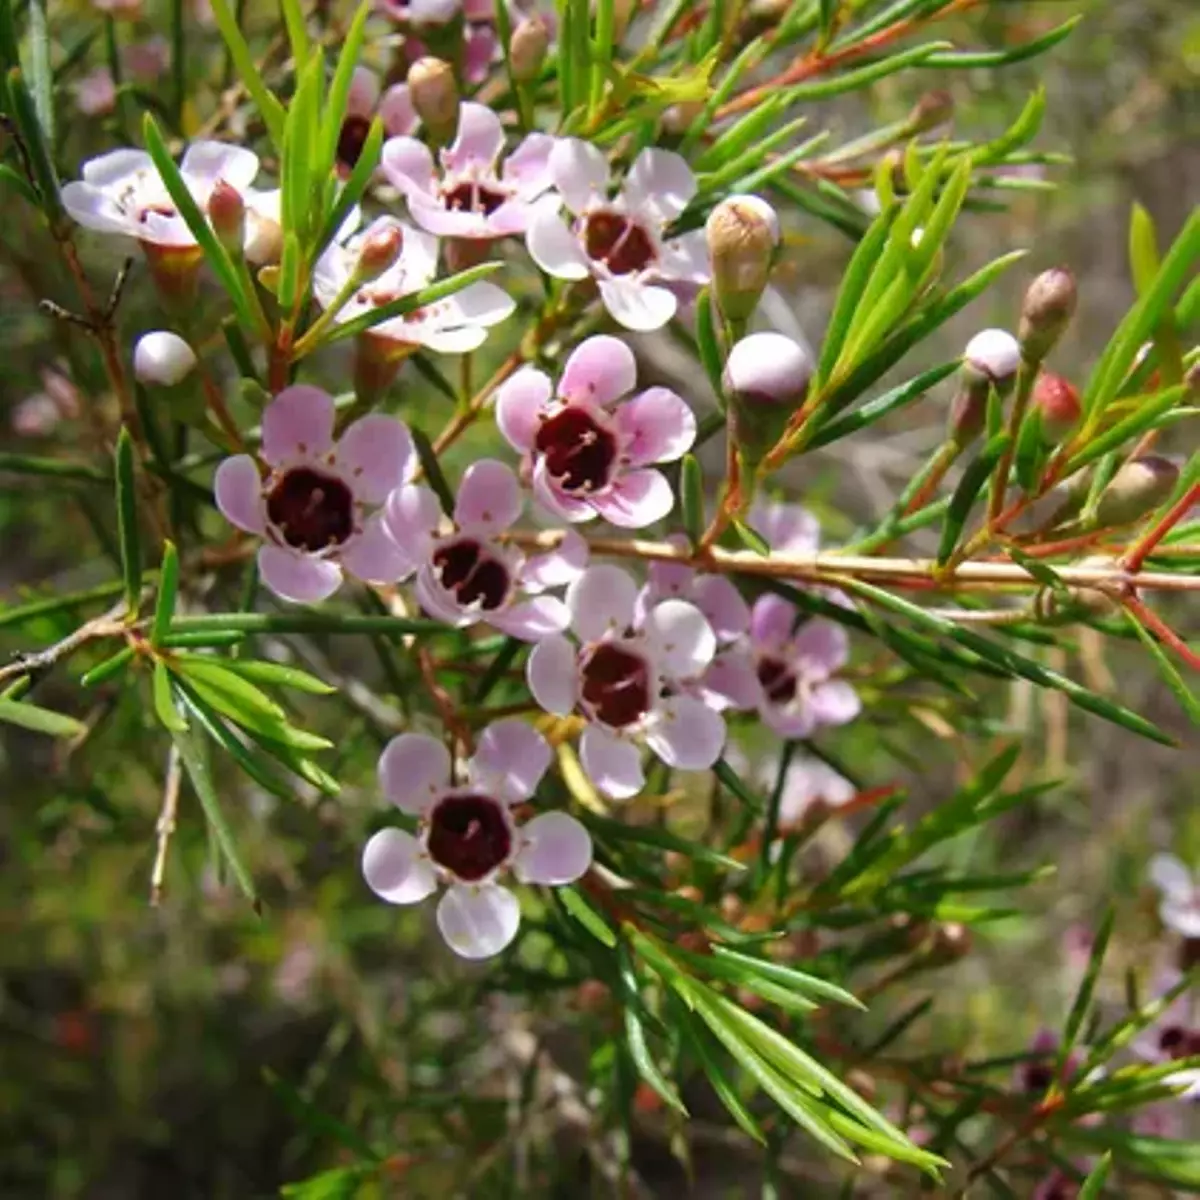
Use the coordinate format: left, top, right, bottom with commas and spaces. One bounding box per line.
381, 136, 437, 198
615, 386, 696, 466
514, 812, 593, 885
441, 281, 516, 328
1161, 903, 1200, 940
346, 66, 381, 118
257, 545, 342, 604
436, 884, 520, 959
261, 385, 335, 466
362, 828, 438, 905
559, 335, 637, 407
214, 454, 265, 534
749, 500, 821, 556
81, 146, 154, 187
592, 469, 673, 529
750, 593, 797, 651
470, 717, 552, 802
378, 732, 451, 813
527, 633, 579, 716
702, 647, 763, 711
340, 511, 415, 584
549, 137, 610, 212
1149, 854, 1194, 902
380, 84, 417, 137
383, 483, 442, 563
335, 414, 414, 502
598, 277, 677, 332
462, 23, 496, 83
791, 619, 848, 675
525, 201, 589, 280
567, 564, 639, 642
416, 568, 472, 627
658, 228, 710, 285
489, 595, 570, 641
179, 140, 260, 193
444, 102, 505, 172
453, 458, 522, 535
646, 695, 726, 771
808, 679, 861, 727
691, 575, 750, 641
622, 147, 696, 224
521, 529, 589, 591
579, 724, 644, 800
502, 133, 556, 199
408, 193, 491, 239
532, 457, 595, 523
644, 598, 716, 681
495, 367, 552, 452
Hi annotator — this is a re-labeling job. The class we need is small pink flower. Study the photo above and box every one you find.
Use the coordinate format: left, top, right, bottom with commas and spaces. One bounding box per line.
123, 36, 170, 82
62, 142, 260, 249
774, 756, 855, 825
1133, 969, 1200, 1102
362, 720, 593, 959
527, 565, 726, 800
706, 596, 861, 739
90, 0, 141, 16
383, 459, 587, 639
526, 140, 708, 330
382, 102, 555, 240
496, 335, 695, 528
1149, 854, 1200, 939
336, 67, 417, 177
214, 385, 417, 603
379, 0, 467, 25
73, 68, 116, 117
13, 366, 80, 436
313, 215, 515, 354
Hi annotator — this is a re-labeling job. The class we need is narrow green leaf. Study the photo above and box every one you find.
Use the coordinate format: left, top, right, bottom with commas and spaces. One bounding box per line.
169, 612, 444, 636
81, 646, 135, 687
5, 68, 63, 225
0, 162, 40, 208
1061, 906, 1115, 1071
558, 885, 617, 947
0, 579, 126, 630
216, 658, 337, 696
1066, 386, 1186, 473
679, 454, 705, 547
1128, 204, 1160, 298
937, 433, 1010, 565
208, 0, 286, 145
708, 947, 866, 1010
411, 427, 456, 517
26, 0, 54, 148
807, 362, 958, 448
713, 758, 764, 810
924, 17, 1079, 68
151, 541, 179, 647
619, 947, 687, 1115
694, 288, 725, 399
1078, 1153, 1112, 1199
1125, 610, 1200, 725
969, 87, 1046, 167
583, 812, 746, 872
279, 0, 310, 63
154, 660, 188, 732
114, 428, 142, 618
0, 697, 86, 738
733, 519, 770, 557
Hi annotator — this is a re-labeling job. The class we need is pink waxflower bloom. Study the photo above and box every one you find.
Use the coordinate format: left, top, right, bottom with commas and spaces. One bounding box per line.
1013, 1029, 1084, 1095
1031, 1171, 1079, 1200
362, 720, 592, 959
214, 385, 417, 603
527, 564, 726, 800
382, 102, 555, 240
313, 215, 514, 354
336, 67, 417, 177
90, 0, 141, 16
383, 458, 587, 639
706, 595, 861, 738
496, 335, 696, 528
1149, 854, 1200, 938
774, 756, 855, 826
73, 68, 116, 117
526, 140, 709, 331
123, 36, 170, 81
1133, 969, 1200, 1102
62, 142, 259, 249
13, 365, 81, 436
379, 0, 466, 25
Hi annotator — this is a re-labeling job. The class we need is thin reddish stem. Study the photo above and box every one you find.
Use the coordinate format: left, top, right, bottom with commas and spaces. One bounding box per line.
1122, 482, 1200, 574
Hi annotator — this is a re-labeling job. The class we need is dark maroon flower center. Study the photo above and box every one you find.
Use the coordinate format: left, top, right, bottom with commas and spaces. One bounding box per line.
337, 115, 372, 170
581, 643, 651, 728
582, 211, 656, 276
431, 537, 510, 611
426, 793, 512, 881
534, 406, 618, 494
1159, 1025, 1200, 1060
757, 656, 797, 705
1020, 1062, 1054, 1093
266, 466, 355, 553
137, 202, 178, 223
442, 180, 508, 216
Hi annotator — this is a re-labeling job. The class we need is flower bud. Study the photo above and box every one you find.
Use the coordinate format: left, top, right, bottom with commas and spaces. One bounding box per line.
408, 57, 459, 144
724, 332, 812, 465
355, 222, 403, 283
510, 16, 549, 83
661, 100, 703, 136
207, 178, 245, 257
908, 89, 954, 134
705, 194, 780, 323
1018, 267, 1076, 363
962, 328, 1021, 392
1092, 456, 1179, 527
133, 331, 197, 387
1031, 370, 1081, 444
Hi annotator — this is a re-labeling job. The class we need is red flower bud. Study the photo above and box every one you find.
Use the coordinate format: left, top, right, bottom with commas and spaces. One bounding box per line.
1031, 370, 1081, 443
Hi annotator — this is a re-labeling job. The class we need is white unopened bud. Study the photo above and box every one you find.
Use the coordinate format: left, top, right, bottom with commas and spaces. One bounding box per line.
962, 329, 1021, 392
724, 332, 812, 407
134, 331, 197, 387
706, 195, 780, 323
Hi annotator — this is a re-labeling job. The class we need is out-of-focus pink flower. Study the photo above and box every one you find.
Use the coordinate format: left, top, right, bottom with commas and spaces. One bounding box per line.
12, 366, 81, 437
527, 565, 726, 799
90, 0, 142, 17
214, 385, 417, 603
123, 36, 170, 81
383, 102, 555, 240
1149, 854, 1200, 939
73, 68, 117, 117
526, 140, 708, 330
496, 335, 695, 528
363, 721, 592, 959
336, 67, 417, 177
1133, 969, 1200, 1102
383, 459, 586, 639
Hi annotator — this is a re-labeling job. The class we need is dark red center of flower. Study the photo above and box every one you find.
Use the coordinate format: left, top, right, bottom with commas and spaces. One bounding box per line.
426, 793, 512, 882
266, 467, 354, 553
1158, 1025, 1200, 1060
534, 406, 618, 494
137, 202, 177, 222
337, 115, 372, 171
442, 180, 508, 216
756, 656, 797, 705
581, 643, 651, 728
431, 537, 510, 611
582, 211, 656, 276
1020, 1062, 1054, 1093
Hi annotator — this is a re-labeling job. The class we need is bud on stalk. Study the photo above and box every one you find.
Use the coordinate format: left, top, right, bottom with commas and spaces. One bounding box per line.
723, 332, 812, 468
1019, 267, 1077, 363
1092, 456, 1179, 527
207, 178, 245, 258
134, 331, 198, 387
948, 328, 1021, 446
354, 222, 404, 283
705, 195, 780, 325
907, 89, 954, 134
408, 57, 459, 145
1030, 370, 1081, 444
510, 16, 549, 82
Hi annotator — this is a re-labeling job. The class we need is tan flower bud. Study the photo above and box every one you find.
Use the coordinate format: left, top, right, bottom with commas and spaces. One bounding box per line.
408, 57, 459, 144
705, 194, 780, 323
1019, 267, 1077, 362
1093, 456, 1179, 527
908, 89, 954, 134
510, 16, 550, 83
355, 221, 404, 283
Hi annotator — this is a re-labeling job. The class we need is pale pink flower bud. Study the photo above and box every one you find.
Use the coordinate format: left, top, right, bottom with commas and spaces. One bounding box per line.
1019, 267, 1077, 362
355, 222, 404, 282
134, 331, 197, 387
963, 328, 1021, 390
1093, 456, 1179, 527
706, 194, 780, 322
207, 178, 246, 256
723, 332, 811, 408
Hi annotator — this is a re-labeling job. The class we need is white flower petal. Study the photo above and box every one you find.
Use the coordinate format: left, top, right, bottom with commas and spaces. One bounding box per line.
527, 634, 580, 716
566, 564, 639, 642
559, 335, 637, 407
1149, 853, 1194, 902
257, 545, 342, 604
644, 598, 717, 680
549, 137, 610, 212
646, 695, 726, 771
261, 385, 335, 466
454, 458, 522, 535
579, 724, 644, 800
362, 828, 438, 905
340, 512, 415, 585
623, 147, 696, 223
214, 455, 265, 534
378, 732, 451, 814
514, 812, 593, 885
471, 718, 552, 802
526, 200, 589, 280
436, 884, 521, 959
598, 277, 677, 332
